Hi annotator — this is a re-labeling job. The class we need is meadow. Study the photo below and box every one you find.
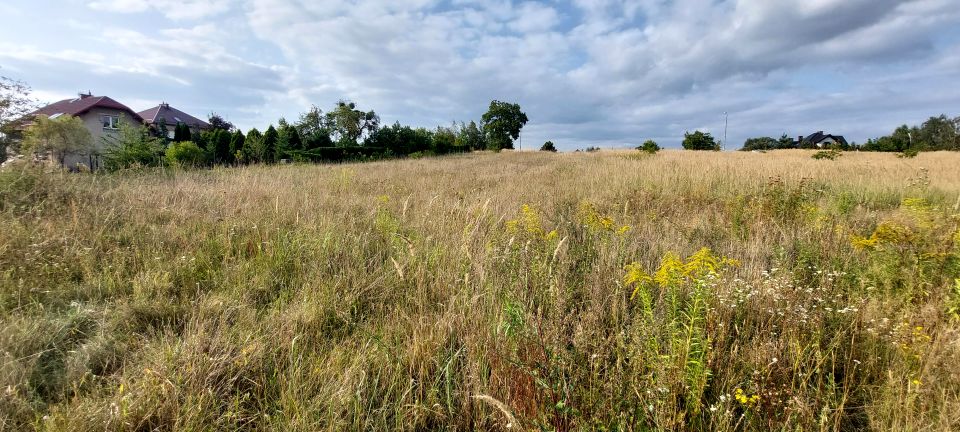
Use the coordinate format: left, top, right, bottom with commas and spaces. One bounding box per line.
1, 149, 959, 431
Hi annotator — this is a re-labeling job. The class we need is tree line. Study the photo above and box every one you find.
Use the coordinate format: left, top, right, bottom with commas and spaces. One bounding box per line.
738, 114, 960, 152
115, 99, 529, 169
0, 75, 530, 168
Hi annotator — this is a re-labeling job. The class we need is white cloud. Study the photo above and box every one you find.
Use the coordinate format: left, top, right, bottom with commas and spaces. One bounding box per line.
87, 0, 233, 20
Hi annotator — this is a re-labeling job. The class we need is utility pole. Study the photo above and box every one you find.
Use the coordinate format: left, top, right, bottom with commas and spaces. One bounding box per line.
723, 111, 728, 151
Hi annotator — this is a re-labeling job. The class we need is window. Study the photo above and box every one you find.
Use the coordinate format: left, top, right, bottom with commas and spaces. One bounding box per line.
101, 114, 120, 130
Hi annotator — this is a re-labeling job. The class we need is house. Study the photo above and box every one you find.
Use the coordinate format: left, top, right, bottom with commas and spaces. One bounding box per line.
137, 102, 211, 139
24, 92, 143, 169
797, 131, 848, 149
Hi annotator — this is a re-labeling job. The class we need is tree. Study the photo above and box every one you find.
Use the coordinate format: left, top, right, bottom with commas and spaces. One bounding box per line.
682, 131, 719, 151
638, 139, 660, 154
102, 121, 165, 169
295, 105, 333, 149
209, 129, 233, 164
740, 136, 778, 151
262, 125, 279, 163
540, 141, 557, 152
173, 123, 191, 142
277, 121, 302, 160
208, 113, 234, 132
1, 75, 35, 161
917, 114, 958, 150
432, 126, 456, 154
22, 115, 93, 166
229, 130, 246, 163
326, 100, 379, 146
455, 120, 487, 151
481, 100, 528, 150
243, 128, 264, 163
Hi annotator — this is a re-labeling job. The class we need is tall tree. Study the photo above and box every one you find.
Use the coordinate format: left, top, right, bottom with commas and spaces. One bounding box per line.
295, 105, 333, 149
208, 113, 235, 132
682, 131, 720, 151
22, 115, 93, 166
244, 128, 264, 164
262, 125, 279, 163
326, 100, 379, 146
1, 75, 35, 161
210, 129, 233, 164
173, 123, 191, 142
481, 100, 528, 150
455, 120, 487, 151
229, 130, 246, 163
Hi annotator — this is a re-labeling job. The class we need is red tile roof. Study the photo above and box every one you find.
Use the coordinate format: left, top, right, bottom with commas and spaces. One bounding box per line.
29, 94, 143, 122
137, 103, 210, 129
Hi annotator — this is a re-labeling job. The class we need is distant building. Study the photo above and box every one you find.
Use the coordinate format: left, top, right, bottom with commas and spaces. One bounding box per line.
24, 92, 143, 169
797, 131, 848, 148
137, 102, 211, 139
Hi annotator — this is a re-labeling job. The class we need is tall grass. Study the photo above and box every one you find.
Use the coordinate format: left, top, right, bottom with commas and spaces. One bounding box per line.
1, 149, 959, 431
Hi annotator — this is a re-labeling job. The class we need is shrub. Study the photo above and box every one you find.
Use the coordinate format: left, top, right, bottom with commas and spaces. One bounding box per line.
682, 131, 720, 151
165, 141, 208, 168
637, 139, 660, 154
540, 141, 557, 152
812, 149, 842, 160
898, 147, 920, 158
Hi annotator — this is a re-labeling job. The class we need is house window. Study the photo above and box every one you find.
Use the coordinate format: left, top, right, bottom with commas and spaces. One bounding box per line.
101, 115, 120, 130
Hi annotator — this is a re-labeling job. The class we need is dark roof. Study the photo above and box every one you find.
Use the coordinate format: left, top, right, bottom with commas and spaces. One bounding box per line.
137, 103, 210, 129
802, 131, 848, 146
28, 94, 143, 122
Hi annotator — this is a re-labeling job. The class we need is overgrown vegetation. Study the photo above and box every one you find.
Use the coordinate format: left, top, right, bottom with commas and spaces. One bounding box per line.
2, 150, 959, 431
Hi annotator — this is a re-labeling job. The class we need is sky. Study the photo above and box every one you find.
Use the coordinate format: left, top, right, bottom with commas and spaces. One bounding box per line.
1, 0, 959, 150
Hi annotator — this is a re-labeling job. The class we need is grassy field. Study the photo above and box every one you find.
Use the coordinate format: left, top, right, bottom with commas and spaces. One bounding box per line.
1, 149, 959, 431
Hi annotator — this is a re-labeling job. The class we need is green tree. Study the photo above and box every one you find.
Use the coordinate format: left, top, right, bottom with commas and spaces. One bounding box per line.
432, 126, 456, 154
682, 131, 719, 151
243, 128, 264, 164
262, 125, 279, 163
173, 123, 192, 143
740, 136, 778, 151
295, 105, 333, 149
209, 129, 233, 164
540, 141, 557, 152
455, 120, 486, 151
22, 115, 93, 166
917, 114, 958, 150
208, 113, 234, 132
229, 130, 246, 163
1, 75, 35, 161
638, 139, 660, 154
102, 121, 165, 169
326, 100, 379, 146
165, 141, 208, 167
481, 100, 528, 150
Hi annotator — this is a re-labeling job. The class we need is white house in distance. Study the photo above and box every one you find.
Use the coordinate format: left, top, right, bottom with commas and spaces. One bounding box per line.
22, 93, 210, 169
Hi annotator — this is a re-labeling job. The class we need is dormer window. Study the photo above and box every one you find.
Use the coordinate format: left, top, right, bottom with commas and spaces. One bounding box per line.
101, 114, 120, 130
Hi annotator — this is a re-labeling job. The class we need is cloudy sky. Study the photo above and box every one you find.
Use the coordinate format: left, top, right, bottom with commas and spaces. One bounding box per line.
1, 0, 958, 150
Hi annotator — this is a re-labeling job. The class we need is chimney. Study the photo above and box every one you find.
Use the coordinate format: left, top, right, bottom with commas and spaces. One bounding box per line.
78, 91, 93, 99
160, 102, 169, 108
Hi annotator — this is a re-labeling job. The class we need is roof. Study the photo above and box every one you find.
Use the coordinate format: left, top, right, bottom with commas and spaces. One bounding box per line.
137, 103, 210, 129
802, 131, 848, 147
28, 94, 143, 123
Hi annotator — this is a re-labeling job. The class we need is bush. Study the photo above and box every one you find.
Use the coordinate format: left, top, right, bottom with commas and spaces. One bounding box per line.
637, 140, 660, 154
812, 149, 842, 160
898, 147, 920, 158
165, 141, 208, 168
682, 131, 720, 151
540, 141, 558, 152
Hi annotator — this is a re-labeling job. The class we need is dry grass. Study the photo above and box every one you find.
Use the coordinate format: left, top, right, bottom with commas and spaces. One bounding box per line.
1, 149, 959, 431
